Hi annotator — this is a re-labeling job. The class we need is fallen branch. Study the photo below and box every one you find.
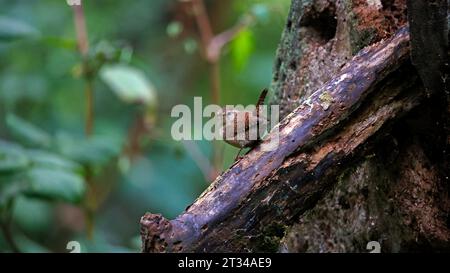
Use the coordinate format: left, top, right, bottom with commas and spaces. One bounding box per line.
140, 27, 425, 252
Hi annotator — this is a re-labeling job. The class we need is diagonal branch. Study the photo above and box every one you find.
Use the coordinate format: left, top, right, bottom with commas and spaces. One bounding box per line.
140, 27, 426, 252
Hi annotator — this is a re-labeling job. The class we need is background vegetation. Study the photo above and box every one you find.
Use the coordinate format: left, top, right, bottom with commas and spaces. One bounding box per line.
0, 0, 289, 252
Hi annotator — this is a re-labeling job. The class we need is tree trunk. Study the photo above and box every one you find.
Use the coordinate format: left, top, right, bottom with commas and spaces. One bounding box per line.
277, 0, 450, 253
140, 0, 450, 253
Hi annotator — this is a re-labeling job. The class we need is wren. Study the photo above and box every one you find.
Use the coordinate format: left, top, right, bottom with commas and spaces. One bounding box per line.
220, 89, 269, 160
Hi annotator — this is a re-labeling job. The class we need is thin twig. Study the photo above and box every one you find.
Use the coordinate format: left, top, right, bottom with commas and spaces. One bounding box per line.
191, 0, 214, 58
73, 2, 89, 57
84, 79, 94, 135
207, 18, 251, 62
72, 0, 96, 239
188, 0, 253, 178
190, 0, 222, 176
73, 0, 94, 136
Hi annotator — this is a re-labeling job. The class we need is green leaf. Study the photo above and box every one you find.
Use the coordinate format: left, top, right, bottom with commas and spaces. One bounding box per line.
27, 150, 81, 173
231, 29, 254, 70
100, 64, 157, 106
6, 114, 52, 148
0, 16, 39, 42
13, 196, 53, 235
56, 133, 122, 168
0, 140, 30, 174
24, 168, 85, 204
41, 36, 77, 50
0, 180, 26, 210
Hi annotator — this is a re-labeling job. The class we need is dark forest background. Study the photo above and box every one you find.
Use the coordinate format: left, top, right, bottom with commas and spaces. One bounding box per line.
0, 0, 289, 252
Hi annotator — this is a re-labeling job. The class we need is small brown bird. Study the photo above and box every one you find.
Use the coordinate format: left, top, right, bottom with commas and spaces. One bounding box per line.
220, 89, 269, 160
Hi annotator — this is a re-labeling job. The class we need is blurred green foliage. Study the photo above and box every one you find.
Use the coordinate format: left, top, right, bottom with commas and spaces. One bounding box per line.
0, 0, 289, 252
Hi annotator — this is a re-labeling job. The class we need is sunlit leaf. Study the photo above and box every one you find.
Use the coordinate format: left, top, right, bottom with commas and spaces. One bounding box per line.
24, 168, 85, 204
0, 16, 40, 42
100, 64, 157, 106
6, 114, 52, 148
231, 29, 254, 70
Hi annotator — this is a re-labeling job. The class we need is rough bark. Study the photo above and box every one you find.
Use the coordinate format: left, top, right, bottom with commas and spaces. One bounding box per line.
140, 0, 450, 253
277, 0, 450, 252
270, 0, 408, 118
